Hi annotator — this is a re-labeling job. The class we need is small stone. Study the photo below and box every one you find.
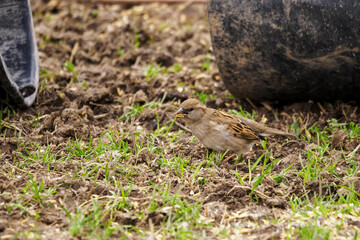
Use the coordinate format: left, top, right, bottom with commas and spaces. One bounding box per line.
133, 89, 148, 104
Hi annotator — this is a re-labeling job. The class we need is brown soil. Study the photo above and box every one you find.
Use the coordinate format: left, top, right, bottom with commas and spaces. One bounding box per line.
0, 0, 359, 239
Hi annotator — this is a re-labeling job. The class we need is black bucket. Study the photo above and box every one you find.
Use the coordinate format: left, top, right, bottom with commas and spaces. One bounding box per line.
208, 0, 360, 102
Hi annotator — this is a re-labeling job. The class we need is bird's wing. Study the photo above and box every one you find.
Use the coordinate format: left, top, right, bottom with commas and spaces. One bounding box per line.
236, 113, 295, 138
210, 110, 259, 140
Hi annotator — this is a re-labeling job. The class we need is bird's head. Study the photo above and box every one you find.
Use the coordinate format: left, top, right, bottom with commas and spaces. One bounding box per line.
175, 99, 206, 123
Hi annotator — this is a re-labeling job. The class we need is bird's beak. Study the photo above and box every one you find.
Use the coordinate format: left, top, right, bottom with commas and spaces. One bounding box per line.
175, 108, 185, 118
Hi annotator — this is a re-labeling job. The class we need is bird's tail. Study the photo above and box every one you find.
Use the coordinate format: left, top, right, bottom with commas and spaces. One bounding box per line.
258, 127, 297, 139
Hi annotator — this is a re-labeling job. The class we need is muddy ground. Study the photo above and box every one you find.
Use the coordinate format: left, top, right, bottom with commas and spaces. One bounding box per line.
0, 0, 360, 239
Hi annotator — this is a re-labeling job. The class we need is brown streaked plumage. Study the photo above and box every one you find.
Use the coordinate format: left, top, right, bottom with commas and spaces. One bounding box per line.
175, 98, 295, 154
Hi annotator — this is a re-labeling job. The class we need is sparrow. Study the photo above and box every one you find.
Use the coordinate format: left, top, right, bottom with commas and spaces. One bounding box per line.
175, 99, 295, 154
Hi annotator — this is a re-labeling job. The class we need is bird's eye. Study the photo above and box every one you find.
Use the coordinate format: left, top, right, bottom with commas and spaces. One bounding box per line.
188, 108, 194, 112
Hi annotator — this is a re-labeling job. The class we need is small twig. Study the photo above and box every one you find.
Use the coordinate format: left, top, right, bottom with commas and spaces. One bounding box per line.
131, 56, 142, 70
166, 113, 191, 131
317, 102, 326, 112
80, 195, 156, 207
260, 101, 272, 111
220, 205, 227, 226
8, 163, 28, 174
89, 102, 108, 107
94, 113, 109, 120
49, 220, 59, 226
173, 120, 190, 132
245, 97, 257, 110
87, 169, 101, 201
227, 185, 270, 200
353, 163, 360, 177
342, 106, 348, 120
158, 111, 166, 124
221, 153, 236, 165
70, 41, 79, 63
0, 120, 22, 133
148, 219, 155, 240
346, 143, 360, 160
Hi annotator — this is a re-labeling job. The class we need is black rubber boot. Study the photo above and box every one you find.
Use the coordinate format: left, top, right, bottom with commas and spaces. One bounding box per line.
208, 0, 360, 102
0, 0, 39, 107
